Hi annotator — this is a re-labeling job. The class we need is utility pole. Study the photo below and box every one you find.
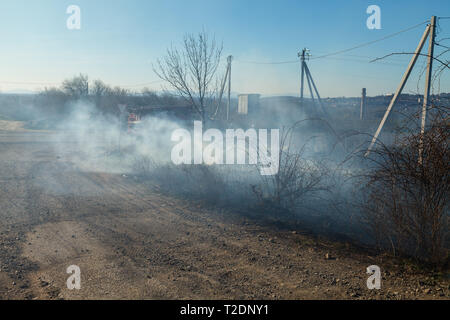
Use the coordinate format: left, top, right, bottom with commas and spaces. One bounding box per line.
365, 19, 431, 156
227, 55, 232, 121
299, 49, 306, 105
360, 88, 367, 120
419, 15, 436, 163
213, 55, 232, 121
298, 48, 326, 115
304, 63, 325, 114
306, 67, 315, 105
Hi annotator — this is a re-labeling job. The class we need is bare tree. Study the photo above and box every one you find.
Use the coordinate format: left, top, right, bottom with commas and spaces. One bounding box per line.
62, 74, 89, 98
154, 30, 223, 124
91, 80, 109, 97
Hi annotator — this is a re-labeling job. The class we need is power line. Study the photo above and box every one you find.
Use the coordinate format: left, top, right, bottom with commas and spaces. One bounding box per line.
0, 79, 165, 89
311, 20, 429, 60
233, 20, 429, 65
234, 54, 411, 67
0, 81, 60, 85
436, 42, 450, 49
313, 56, 408, 66
312, 52, 407, 61
2, 19, 445, 92
119, 80, 165, 88
234, 58, 298, 65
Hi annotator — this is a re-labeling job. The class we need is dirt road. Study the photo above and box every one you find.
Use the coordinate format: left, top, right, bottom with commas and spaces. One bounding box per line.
0, 124, 448, 300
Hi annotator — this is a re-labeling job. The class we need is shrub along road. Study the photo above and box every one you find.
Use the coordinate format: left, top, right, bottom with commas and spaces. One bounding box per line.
0, 124, 448, 300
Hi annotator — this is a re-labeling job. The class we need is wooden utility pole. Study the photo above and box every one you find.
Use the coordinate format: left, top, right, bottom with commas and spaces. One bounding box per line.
365, 21, 431, 156
419, 16, 436, 163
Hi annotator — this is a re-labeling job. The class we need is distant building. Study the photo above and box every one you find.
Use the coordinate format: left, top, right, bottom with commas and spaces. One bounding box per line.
238, 94, 260, 115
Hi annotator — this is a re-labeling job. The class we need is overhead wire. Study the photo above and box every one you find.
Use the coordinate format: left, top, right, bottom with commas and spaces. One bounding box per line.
233, 20, 429, 65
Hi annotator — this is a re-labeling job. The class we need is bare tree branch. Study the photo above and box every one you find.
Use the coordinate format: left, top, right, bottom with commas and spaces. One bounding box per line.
153, 31, 223, 123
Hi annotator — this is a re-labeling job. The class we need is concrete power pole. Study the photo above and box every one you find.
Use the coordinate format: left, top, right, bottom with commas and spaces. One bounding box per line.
299, 49, 307, 106
298, 48, 326, 115
419, 16, 436, 163
360, 88, 367, 120
227, 55, 232, 121
365, 19, 432, 156
212, 55, 232, 121
304, 63, 325, 114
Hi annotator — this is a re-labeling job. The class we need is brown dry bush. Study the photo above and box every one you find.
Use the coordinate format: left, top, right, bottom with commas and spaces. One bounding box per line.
364, 109, 449, 266
253, 125, 330, 214
132, 155, 230, 204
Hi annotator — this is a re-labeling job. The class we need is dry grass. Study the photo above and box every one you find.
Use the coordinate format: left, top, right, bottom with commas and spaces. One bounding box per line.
363, 108, 449, 267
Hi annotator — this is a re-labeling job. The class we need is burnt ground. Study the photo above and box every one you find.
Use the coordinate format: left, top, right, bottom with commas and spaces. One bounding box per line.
0, 124, 448, 300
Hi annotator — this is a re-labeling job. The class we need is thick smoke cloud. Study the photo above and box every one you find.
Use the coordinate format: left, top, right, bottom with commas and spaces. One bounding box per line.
4, 96, 373, 245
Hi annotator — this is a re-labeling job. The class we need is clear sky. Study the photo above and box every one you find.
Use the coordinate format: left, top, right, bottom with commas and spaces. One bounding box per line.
0, 0, 449, 97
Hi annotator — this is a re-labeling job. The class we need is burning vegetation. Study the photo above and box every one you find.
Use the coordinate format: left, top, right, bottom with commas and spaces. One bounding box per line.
0, 25, 449, 301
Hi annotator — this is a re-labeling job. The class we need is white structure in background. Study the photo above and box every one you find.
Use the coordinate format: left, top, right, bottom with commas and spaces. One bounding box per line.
238, 94, 260, 115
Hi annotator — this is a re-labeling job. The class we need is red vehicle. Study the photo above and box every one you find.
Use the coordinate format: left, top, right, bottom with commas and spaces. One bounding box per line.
127, 113, 141, 134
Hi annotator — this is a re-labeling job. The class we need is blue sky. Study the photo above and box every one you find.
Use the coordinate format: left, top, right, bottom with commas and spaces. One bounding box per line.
0, 0, 449, 97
